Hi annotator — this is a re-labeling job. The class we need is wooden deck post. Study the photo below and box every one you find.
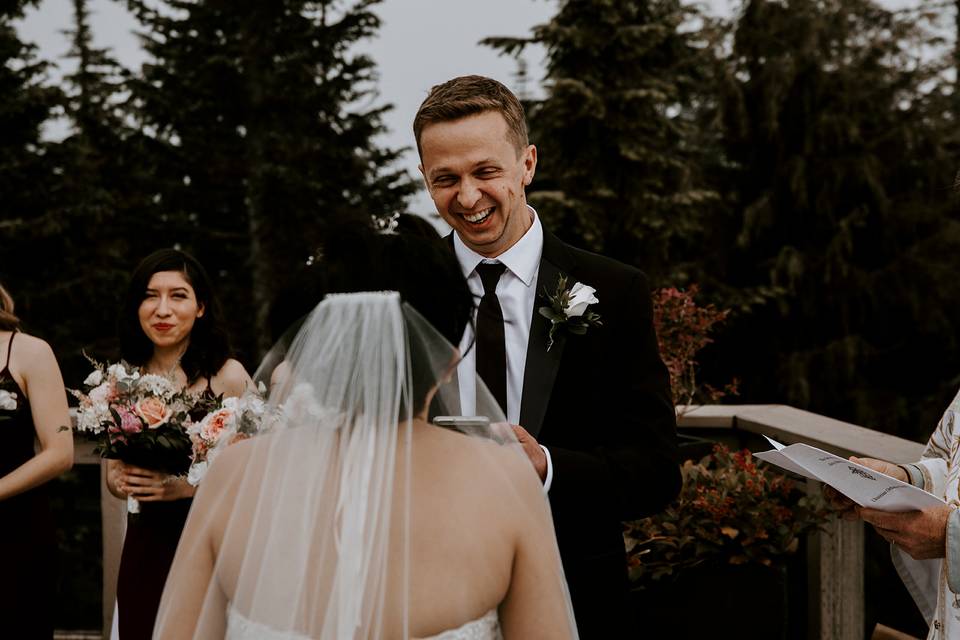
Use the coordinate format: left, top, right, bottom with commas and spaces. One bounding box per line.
806, 479, 864, 639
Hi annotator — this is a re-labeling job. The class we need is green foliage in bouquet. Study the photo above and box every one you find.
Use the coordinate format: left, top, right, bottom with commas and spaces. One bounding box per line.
625, 444, 831, 584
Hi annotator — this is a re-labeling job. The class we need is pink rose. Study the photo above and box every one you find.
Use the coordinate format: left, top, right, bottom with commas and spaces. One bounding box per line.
117, 407, 143, 434
135, 397, 171, 429
200, 409, 232, 441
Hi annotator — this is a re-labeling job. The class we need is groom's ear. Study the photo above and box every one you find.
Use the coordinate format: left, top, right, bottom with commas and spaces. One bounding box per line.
522, 145, 537, 187
418, 164, 429, 191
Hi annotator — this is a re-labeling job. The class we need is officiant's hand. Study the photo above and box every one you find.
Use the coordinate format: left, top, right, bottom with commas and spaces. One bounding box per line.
823, 457, 908, 520
512, 425, 547, 483
858, 504, 953, 560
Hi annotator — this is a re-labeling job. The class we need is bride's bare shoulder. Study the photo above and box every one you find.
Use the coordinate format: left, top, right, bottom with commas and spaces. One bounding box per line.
418, 424, 539, 486
198, 433, 272, 491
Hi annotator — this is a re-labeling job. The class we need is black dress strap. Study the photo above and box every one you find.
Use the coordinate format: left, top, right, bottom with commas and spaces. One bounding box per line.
2, 331, 14, 371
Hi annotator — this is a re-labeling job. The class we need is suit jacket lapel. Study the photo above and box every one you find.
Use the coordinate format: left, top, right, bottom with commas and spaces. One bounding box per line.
520, 231, 573, 438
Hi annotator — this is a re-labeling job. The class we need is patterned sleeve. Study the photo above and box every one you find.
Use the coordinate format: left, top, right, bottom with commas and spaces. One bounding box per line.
914, 388, 960, 498
947, 509, 960, 594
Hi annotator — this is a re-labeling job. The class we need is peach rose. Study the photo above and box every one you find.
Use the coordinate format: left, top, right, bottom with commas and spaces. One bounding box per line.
200, 409, 233, 441
135, 397, 171, 429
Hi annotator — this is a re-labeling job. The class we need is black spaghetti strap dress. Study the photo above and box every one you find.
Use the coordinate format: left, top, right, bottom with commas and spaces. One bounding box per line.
115, 382, 214, 639
0, 332, 57, 639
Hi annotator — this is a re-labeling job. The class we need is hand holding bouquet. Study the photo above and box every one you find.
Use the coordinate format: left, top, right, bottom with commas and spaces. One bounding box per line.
71, 360, 199, 512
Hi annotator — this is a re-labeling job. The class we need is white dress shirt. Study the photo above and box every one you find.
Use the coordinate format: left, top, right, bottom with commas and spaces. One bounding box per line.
452, 206, 554, 490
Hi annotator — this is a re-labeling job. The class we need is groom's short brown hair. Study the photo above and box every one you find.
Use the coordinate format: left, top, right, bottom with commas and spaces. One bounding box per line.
413, 75, 529, 157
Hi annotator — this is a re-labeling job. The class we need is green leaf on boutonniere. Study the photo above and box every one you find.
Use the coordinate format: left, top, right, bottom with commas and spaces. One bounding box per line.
539, 307, 565, 324
539, 275, 601, 351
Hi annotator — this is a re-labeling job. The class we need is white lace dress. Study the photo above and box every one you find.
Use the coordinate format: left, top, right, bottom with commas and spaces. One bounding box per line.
225, 605, 503, 640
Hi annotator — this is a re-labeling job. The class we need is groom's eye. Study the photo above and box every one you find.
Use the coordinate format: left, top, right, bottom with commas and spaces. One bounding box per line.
432, 176, 456, 187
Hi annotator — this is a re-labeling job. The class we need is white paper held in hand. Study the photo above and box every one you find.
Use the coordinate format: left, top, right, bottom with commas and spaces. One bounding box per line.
755, 435, 944, 512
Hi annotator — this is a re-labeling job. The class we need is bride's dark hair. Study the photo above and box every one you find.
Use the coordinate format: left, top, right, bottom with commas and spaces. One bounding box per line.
271, 222, 474, 413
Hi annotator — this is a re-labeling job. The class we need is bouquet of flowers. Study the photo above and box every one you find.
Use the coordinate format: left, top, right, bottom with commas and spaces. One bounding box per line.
71, 360, 206, 511
187, 385, 270, 486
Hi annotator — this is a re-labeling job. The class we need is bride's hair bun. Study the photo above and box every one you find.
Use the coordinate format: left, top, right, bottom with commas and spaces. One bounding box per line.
270, 218, 473, 348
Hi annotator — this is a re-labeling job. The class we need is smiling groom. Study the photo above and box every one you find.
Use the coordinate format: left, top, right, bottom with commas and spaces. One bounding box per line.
414, 75, 680, 636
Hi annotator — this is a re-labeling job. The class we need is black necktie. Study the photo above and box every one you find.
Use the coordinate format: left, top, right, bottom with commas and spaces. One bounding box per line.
476, 262, 508, 415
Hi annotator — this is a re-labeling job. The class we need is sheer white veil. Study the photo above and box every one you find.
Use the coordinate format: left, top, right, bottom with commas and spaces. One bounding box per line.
154, 291, 577, 639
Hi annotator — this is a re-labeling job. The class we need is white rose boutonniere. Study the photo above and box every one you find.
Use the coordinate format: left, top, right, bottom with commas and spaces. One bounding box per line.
538, 275, 602, 351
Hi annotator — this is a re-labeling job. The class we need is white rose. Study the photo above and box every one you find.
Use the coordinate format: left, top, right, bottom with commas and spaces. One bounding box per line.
84, 369, 103, 386
187, 461, 208, 486
107, 363, 137, 381
564, 282, 599, 318
88, 382, 113, 405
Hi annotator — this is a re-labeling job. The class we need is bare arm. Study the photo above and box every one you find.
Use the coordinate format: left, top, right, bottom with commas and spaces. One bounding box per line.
212, 359, 253, 399
0, 336, 73, 501
153, 487, 223, 639
498, 456, 576, 639
154, 439, 254, 638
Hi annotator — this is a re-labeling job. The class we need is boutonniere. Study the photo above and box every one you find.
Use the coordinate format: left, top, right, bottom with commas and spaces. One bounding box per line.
538, 275, 602, 351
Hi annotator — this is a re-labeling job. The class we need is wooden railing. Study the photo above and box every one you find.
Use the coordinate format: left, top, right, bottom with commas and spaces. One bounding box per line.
73, 404, 929, 639
677, 404, 925, 640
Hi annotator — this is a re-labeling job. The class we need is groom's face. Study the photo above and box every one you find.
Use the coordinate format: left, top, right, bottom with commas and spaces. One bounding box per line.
419, 111, 536, 258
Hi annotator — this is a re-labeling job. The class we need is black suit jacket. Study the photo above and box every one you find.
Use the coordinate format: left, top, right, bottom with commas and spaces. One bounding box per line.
525, 229, 679, 636
449, 228, 680, 637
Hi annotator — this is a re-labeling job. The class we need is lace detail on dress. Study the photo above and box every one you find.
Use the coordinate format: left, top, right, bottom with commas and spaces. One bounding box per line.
225, 606, 501, 640
226, 606, 310, 640
419, 608, 502, 640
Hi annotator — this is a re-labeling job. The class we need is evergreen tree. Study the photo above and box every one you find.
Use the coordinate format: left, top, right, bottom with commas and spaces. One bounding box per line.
43, 0, 154, 373
484, 0, 719, 283
709, 0, 960, 438
125, 0, 415, 357
0, 1, 66, 337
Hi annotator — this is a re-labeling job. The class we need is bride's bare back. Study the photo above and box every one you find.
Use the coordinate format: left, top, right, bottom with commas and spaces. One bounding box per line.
156, 419, 573, 639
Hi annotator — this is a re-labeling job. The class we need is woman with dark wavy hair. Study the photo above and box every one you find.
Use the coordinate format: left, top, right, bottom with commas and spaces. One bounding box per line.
106, 249, 252, 639
0, 281, 73, 639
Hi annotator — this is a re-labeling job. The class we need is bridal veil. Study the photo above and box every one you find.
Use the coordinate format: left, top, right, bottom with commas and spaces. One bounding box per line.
153, 288, 577, 639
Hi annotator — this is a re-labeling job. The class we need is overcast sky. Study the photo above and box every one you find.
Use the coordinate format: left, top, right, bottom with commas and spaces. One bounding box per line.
14, 0, 924, 217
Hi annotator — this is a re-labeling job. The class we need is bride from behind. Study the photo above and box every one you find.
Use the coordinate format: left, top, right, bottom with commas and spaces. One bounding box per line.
153, 225, 577, 639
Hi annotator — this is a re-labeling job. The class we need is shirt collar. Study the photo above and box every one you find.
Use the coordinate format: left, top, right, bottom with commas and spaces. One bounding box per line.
452, 206, 543, 287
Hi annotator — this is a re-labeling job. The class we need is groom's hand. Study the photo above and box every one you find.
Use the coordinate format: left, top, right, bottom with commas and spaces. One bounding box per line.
512, 424, 547, 483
